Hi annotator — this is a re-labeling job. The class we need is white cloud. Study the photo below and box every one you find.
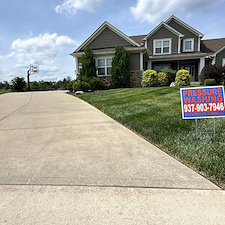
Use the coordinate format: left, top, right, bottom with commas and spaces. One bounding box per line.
55, 0, 105, 16
0, 33, 78, 82
12, 33, 76, 61
130, 0, 225, 24
11, 33, 77, 69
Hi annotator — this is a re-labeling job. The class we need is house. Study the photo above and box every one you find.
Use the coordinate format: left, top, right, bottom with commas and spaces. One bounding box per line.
70, 15, 225, 87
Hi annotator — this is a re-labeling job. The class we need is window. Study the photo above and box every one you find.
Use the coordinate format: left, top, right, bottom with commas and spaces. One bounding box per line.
96, 58, 112, 76
154, 65, 170, 72
183, 38, 194, 52
154, 39, 171, 55
223, 58, 225, 66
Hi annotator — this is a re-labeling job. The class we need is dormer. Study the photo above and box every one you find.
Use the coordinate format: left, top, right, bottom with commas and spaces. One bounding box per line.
165, 15, 204, 52
143, 22, 184, 56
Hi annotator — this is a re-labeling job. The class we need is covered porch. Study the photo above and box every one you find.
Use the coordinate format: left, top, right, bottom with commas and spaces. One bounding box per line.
145, 54, 207, 82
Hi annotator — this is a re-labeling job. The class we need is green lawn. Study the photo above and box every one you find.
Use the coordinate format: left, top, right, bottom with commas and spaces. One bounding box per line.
77, 87, 225, 189
0, 89, 11, 95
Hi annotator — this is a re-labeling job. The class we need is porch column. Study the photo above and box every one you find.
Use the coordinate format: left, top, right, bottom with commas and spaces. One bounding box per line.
75, 56, 79, 77
147, 61, 152, 70
140, 52, 143, 72
199, 57, 205, 75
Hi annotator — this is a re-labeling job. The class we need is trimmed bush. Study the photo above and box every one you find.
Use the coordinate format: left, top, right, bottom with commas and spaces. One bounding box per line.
89, 77, 106, 90
175, 69, 191, 86
204, 79, 217, 86
161, 68, 177, 83
73, 82, 80, 92
73, 81, 91, 92
141, 70, 158, 87
158, 72, 169, 86
81, 81, 92, 92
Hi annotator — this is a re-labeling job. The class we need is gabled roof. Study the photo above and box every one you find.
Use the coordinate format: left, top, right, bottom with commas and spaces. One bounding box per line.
129, 35, 146, 45
143, 22, 184, 40
74, 21, 140, 53
201, 38, 225, 54
165, 15, 204, 37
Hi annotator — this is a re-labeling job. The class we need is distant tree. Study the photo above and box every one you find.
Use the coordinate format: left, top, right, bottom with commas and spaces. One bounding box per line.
0, 82, 3, 89
81, 45, 96, 78
111, 46, 130, 88
61, 76, 72, 90
3, 81, 10, 90
30, 81, 39, 90
11, 77, 26, 92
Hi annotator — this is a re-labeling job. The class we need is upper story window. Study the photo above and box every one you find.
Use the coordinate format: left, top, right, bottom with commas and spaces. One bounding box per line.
183, 38, 194, 52
96, 57, 112, 76
153, 39, 171, 55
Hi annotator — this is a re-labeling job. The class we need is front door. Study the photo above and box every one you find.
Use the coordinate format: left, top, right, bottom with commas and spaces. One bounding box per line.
182, 65, 195, 82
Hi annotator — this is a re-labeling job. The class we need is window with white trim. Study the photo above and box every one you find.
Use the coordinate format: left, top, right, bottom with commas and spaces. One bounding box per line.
153, 39, 171, 55
222, 58, 225, 66
183, 38, 194, 52
96, 58, 112, 76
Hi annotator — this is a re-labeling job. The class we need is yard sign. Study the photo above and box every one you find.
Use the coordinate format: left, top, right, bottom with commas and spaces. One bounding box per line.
180, 86, 225, 119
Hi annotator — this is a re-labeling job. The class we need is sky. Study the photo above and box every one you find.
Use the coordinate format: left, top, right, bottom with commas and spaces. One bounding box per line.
0, 0, 225, 83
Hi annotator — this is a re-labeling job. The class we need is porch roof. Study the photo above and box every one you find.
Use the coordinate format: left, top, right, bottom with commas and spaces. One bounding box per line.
201, 38, 225, 53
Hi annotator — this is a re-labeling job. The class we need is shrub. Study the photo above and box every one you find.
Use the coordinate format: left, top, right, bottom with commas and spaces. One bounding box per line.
73, 81, 91, 92
204, 79, 217, 86
161, 68, 177, 83
89, 77, 106, 90
111, 46, 130, 88
73, 82, 80, 92
76, 74, 91, 83
199, 64, 225, 85
175, 69, 191, 86
81, 81, 91, 92
158, 72, 169, 86
103, 78, 110, 87
67, 80, 75, 92
141, 70, 158, 87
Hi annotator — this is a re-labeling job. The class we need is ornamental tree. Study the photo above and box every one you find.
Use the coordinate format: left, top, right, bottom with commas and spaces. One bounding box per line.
81, 45, 96, 78
199, 64, 225, 85
111, 46, 130, 88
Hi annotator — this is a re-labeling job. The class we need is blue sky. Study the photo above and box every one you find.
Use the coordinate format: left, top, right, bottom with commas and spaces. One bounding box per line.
0, 0, 225, 82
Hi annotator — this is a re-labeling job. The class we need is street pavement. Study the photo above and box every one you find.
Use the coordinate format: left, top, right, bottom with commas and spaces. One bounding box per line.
0, 91, 224, 224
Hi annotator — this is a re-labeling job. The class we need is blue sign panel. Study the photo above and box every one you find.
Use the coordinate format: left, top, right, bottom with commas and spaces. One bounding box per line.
180, 86, 225, 119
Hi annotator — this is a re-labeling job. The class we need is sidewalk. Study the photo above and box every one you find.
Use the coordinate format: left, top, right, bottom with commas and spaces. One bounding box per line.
0, 91, 224, 224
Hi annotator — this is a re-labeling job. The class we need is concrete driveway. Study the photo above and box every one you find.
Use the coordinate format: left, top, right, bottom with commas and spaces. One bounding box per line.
0, 91, 224, 224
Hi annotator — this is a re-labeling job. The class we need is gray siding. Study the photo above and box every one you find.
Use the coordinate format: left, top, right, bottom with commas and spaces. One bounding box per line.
129, 53, 140, 70
167, 19, 199, 52
147, 26, 178, 55
82, 27, 132, 51
216, 48, 225, 66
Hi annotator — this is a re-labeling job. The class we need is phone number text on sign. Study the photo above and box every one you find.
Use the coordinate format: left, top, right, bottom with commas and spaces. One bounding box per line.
180, 86, 225, 119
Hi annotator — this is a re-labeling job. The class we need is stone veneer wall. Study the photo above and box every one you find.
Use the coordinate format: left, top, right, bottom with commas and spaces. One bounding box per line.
99, 71, 143, 88
130, 70, 142, 87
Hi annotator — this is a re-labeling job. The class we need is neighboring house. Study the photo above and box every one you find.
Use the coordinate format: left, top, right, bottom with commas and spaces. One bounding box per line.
70, 15, 225, 87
